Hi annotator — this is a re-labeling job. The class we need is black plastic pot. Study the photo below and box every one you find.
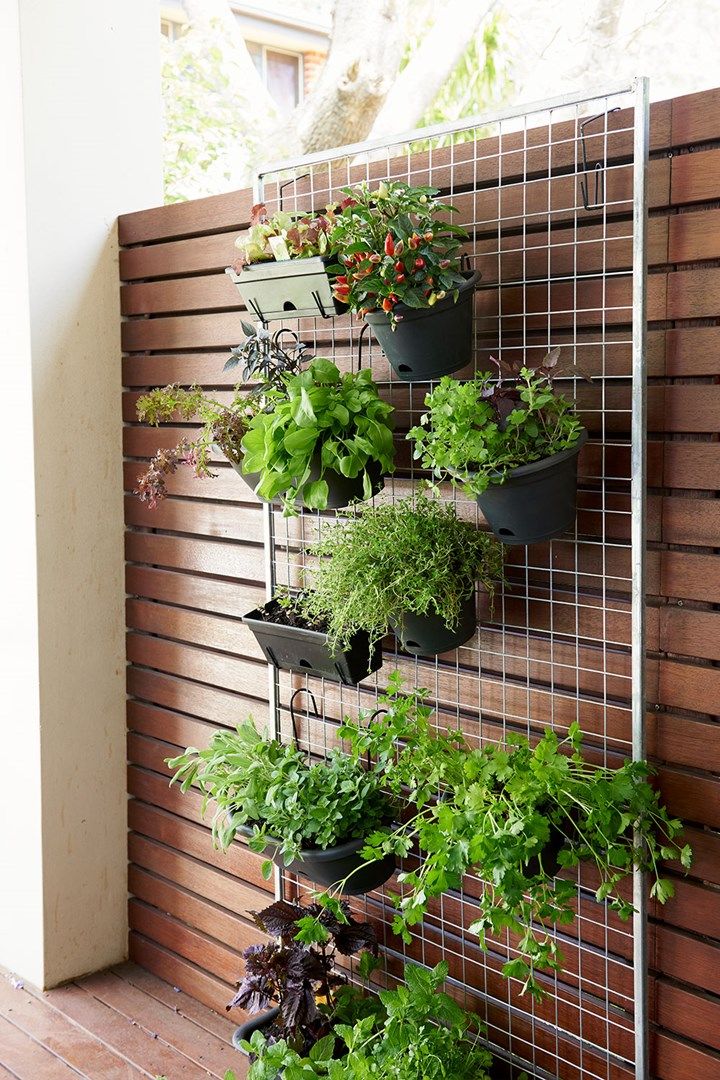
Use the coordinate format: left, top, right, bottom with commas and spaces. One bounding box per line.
242, 597, 381, 685
233, 1006, 280, 1054
475, 429, 588, 545
364, 270, 481, 381
391, 591, 477, 656
237, 823, 396, 895
230, 456, 384, 510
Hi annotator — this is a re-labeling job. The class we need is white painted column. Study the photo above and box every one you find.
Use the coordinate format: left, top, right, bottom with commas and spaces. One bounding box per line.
0, 0, 162, 988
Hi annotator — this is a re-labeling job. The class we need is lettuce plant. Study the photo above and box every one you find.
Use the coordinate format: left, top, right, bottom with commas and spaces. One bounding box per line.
240, 356, 395, 514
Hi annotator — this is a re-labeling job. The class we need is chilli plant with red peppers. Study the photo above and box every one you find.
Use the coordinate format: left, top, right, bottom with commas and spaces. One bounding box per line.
327, 181, 468, 326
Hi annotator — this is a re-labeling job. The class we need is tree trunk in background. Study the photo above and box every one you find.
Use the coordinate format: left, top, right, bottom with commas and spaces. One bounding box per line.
182, 0, 279, 124
369, 0, 496, 139
272, 0, 408, 155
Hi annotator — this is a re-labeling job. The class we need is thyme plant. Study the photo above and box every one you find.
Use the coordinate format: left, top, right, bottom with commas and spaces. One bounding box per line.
300, 495, 504, 654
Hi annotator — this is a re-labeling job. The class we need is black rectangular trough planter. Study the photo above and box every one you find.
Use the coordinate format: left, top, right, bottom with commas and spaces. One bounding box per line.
242, 597, 381, 685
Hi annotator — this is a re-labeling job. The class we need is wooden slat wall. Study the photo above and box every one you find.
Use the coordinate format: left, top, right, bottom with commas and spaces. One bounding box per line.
119, 88, 720, 1080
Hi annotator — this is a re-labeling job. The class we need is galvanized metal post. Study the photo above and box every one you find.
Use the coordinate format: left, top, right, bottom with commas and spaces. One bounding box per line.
252, 170, 283, 904
631, 74, 650, 1080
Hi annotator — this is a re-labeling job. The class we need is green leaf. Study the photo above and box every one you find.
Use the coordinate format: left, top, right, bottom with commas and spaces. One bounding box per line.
302, 479, 329, 510
310, 357, 341, 383
284, 427, 318, 455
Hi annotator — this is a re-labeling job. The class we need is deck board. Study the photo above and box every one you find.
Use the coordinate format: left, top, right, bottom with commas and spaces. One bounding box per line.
0, 965, 245, 1079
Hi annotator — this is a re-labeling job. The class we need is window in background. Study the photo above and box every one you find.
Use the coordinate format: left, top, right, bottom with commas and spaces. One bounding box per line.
245, 41, 303, 114
161, 17, 185, 42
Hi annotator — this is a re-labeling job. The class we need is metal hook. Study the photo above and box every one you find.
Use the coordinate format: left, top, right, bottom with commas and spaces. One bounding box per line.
311, 288, 332, 320
578, 108, 621, 211
289, 687, 321, 756
356, 322, 370, 371
247, 295, 267, 327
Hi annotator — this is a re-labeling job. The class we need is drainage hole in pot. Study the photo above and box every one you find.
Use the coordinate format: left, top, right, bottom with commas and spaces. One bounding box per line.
397, 364, 412, 374
405, 640, 421, 649
497, 528, 515, 537
298, 658, 312, 668
283, 300, 297, 311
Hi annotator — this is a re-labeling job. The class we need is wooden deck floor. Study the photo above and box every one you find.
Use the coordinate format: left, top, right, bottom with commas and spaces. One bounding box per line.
0, 962, 245, 1079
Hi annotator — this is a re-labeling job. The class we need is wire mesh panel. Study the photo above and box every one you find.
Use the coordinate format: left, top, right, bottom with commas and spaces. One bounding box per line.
253, 81, 648, 1080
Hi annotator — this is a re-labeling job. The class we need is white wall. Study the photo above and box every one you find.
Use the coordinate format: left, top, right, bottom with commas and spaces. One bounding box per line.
0, 0, 44, 986
0, 0, 162, 988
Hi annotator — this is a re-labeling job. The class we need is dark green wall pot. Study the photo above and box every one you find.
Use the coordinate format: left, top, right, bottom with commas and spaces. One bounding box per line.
391, 591, 477, 656
231, 456, 384, 510
236, 823, 396, 895
233, 1006, 280, 1055
364, 270, 481, 381
475, 429, 588, 545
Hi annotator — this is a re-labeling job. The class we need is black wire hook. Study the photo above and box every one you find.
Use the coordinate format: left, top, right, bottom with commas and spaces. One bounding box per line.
356, 322, 371, 371
289, 687, 321, 758
578, 108, 621, 212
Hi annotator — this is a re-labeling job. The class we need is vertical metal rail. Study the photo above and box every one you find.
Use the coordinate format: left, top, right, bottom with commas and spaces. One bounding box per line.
630, 75, 650, 1080
253, 169, 284, 906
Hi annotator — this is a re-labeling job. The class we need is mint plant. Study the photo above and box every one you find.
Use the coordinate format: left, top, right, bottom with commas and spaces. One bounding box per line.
243, 961, 494, 1080
240, 356, 395, 514
327, 181, 468, 325
166, 717, 393, 878
299, 495, 504, 654
408, 351, 586, 497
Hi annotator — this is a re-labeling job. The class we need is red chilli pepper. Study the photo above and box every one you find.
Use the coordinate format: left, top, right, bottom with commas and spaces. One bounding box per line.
382, 297, 394, 311
394, 260, 405, 273
384, 232, 395, 257
414, 257, 425, 269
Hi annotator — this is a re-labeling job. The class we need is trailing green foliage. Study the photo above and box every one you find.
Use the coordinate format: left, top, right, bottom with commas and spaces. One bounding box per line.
243, 961, 494, 1080
166, 717, 392, 877
240, 357, 395, 515
326, 674, 691, 999
409, 353, 586, 497
300, 495, 504, 654
327, 181, 467, 324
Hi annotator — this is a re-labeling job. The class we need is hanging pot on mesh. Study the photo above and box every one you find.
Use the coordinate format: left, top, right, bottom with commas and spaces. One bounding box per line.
242, 592, 382, 685
234, 690, 396, 895
390, 590, 478, 657
230, 455, 384, 510
474, 429, 588, 546
364, 268, 481, 381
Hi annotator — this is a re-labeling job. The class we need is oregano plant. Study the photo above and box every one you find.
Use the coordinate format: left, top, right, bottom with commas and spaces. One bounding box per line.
408, 350, 587, 497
